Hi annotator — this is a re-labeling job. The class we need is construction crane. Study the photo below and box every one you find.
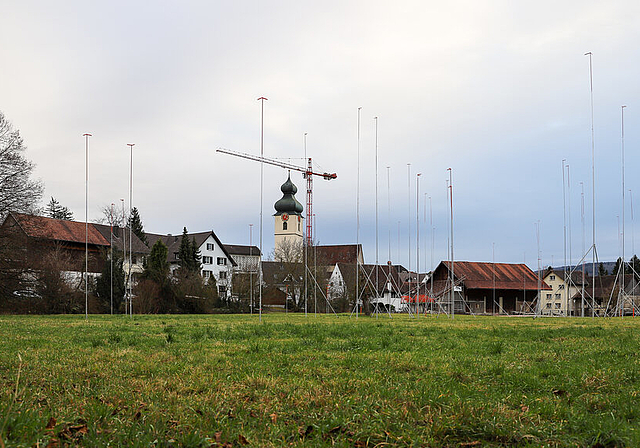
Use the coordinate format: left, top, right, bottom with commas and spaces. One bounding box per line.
217, 147, 337, 245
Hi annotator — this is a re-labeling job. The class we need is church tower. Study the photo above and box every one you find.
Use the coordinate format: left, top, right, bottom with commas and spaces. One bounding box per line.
274, 174, 304, 250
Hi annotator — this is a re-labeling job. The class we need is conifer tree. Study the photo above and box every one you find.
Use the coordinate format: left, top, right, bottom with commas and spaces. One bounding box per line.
191, 237, 202, 272
178, 227, 194, 272
598, 262, 608, 277
128, 207, 148, 246
45, 196, 73, 220
95, 249, 126, 312
144, 240, 169, 283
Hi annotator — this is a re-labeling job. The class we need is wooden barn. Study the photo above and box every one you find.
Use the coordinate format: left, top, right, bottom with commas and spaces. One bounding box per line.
425, 261, 550, 314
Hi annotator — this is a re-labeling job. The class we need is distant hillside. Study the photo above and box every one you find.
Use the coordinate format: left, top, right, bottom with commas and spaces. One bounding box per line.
539, 261, 617, 276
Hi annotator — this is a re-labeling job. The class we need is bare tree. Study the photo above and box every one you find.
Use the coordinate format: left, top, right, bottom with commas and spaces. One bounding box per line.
0, 111, 43, 221
270, 239, 305, 309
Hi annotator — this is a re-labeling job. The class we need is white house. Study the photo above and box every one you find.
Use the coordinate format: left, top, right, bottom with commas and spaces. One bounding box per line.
147, 231, 236, 297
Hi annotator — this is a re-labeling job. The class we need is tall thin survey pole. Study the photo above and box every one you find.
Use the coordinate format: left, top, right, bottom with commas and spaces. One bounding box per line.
585, 52, 596, 317
562, 159, 567, 315
581, 182, 585, 317
110, 202, 114, 315
258, 97, 267, 322
249, 224, 253, 315
121, 199, 125, 312
630, 189, 635, 256
356, 107, 361, 318
621, 105, 627, 317
374, 117, 379, 314
304, 132, 308, 318
387, 166, 391, 263
127, 143, 134, 316
83, 133, 91, 320
407, 163, 411, 276
448, 168, 454, 318
416, 173, 421, 316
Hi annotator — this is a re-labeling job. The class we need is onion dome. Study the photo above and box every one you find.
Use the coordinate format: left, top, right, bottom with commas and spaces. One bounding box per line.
274, 174, 304, 215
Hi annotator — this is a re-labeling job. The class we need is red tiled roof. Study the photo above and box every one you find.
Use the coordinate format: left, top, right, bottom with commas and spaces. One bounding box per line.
315, 244, 362, 265
442, 261, 550, 291
12, 213, 110, 246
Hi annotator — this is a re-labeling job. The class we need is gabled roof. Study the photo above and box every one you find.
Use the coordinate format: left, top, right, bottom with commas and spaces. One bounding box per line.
93, 224, 150, 255
146, 230, 237, 266
543, 268, 589, 286
223, 244, 261, 257
335, 262, 404, 294
315, 244, 363, 265
8, 213, 110, 246
440, 261, 550, 291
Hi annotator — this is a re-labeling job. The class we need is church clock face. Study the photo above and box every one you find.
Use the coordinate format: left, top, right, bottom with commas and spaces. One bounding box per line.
281, 213, 289, 221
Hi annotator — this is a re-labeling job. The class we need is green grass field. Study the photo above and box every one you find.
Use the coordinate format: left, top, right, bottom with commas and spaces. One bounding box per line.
1, 314, 639, 447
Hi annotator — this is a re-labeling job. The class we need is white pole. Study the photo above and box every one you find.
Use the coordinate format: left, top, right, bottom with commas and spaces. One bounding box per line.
631, 190, 635, 255
562, 159, 567, 316
121, 198, 125, 315
536, 221, 541, 316
429, 195, 433, 314
448, 168, 454, 319
493, 242, 496, 314
567, 163, 572, 280
110, 202, 114, 315
585, 51, 596, 317
407, 164, 411, 279
375, 116, 379, 317
356, 107, 361, 318
127, 143, 134, 316
581, 182, 585, 317
304, 132, 308, 318
387, 166, 391, 264
416, 173, 421, 316
258, 97, 267, 322
83, 133, 91, 319
249, 223, 253, 314
621, 105, 627, 317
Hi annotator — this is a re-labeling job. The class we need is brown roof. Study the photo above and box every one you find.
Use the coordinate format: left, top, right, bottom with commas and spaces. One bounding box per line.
315, 244, 362, 265
10, 213, 110, 246
224, 244, 261, 257
441, 261, 550, 291
93, 223, 150, 255
544, 268, 589, 286
336, 263, 404, 295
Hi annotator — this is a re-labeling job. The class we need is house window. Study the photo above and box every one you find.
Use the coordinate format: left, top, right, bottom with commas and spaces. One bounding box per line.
283, 222, 288, 230
546, 303, 552, 308
558, 284, 565, 290
218, 285, 226, 295
203, 256, 213, 264
206, 243, 214, 251
202, 270, 212, 279
555, 302, 562, 309
219, 271, 227, 280
174, 252, 179, 260
550, 275, 556, 281
546, 294, 552, 299
554, 293, 561, 299
217, 257, 227, 266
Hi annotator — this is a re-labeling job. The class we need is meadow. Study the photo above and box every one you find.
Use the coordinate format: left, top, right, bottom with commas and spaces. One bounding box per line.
1, 314, 639, 447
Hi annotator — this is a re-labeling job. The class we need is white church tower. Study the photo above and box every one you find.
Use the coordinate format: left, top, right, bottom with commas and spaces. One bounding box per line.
274, 174, 304, 250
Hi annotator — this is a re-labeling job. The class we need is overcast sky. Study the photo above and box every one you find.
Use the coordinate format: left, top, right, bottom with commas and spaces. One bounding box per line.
2, 1, 640, 271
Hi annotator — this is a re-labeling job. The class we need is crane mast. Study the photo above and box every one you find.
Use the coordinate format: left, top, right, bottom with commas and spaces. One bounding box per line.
216, 147, 336, 245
